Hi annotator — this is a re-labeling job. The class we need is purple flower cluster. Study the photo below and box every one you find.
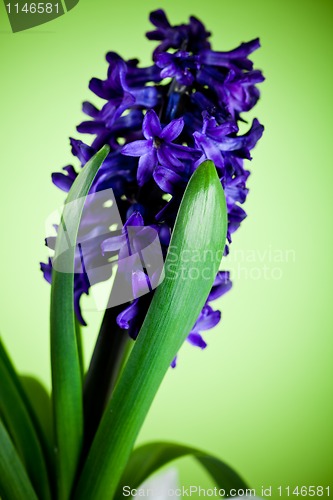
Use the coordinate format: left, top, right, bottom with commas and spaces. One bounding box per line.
41, 10, 264, 364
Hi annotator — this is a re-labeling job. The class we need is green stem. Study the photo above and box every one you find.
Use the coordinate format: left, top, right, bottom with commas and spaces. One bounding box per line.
82, 306, 130, 455
75, 318, 84, 382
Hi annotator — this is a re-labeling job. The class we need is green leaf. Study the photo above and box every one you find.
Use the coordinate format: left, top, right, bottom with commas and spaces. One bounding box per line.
74, 160, 227, 499
75, 316, 84, 381
83, 307, 132, 457
117, 442, 249, 497
0, 418, 38, 500
50, 145, 110, 499
0, 360, 51, 500
0, 338, 53, 499
20, 376, 54, 463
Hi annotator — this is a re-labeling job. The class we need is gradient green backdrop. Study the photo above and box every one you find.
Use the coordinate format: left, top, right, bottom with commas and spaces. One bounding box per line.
0, 0, 332, 498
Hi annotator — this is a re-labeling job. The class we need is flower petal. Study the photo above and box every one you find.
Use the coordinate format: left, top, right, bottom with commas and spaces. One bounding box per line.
157, 146, 183, 169
160, 117, 184, 141
40, 258, 53, 284
101, 234, 126, 254
82, 101, 99, 118
132, 270, 150, 298
153, 165, 185, 194
171, 356, 177, 368
149, 9, 170, 29
116, 300, 140, 329
187, 333, 207, 349
195, 308, 221, 331
52, 172, 75, 192
122, 139, 152, 157
208, 271, 232, 300
137, 150, 157, 185
125, 211, 144, 228
143, 109, 162, 139
194, 132, 224, 169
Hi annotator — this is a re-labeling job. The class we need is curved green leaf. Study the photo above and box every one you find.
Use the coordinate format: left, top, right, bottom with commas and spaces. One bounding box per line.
0, 339, 52, 457
74, 160, 227, 499
0, 418, 38, 500
117, 441, 248, 497
50, 145, 110, 499
83, 306, 132, 457
0, 337, 54, 496
20, 376, 54, 460
0, 360, 51, 500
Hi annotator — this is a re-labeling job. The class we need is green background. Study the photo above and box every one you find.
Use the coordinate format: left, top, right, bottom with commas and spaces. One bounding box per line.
0, 0, 332, 497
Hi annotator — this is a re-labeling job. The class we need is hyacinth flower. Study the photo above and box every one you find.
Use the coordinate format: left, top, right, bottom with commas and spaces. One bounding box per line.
41, 9, 263, 362
0, 10, 264, 500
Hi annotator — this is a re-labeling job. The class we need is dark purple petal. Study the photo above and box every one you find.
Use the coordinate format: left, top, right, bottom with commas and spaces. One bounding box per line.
77, 120, 106, 135
160, 117, 184, 141
157, 224, 171, 246
143, 109, 162, 139
156, 52, 195, 86
122, 139, 152, 157
208, 271, 232, 300
220, 38, 260, 59
153, 165, 186, 193
52, 165, 78, 192
188, 16, 211, 50
214, 271, 230, 286
193, 132, 225, 170
125, 211, 144, 227
82, 101, 100, 118
168, 143, 201, 160
224, 174, 249, 205
187, 333, 207, 349
228, 204, 247, 233
200, 39, 260, 70
132, 87, 158, 110
215, 118, 264, 157
74, 273, 90, 326
156, 145, 183, 168
147, 9, 211, 57
230, 69, 265, 85
160, 65, 175, 80
89, 78, 106, 99
126, 203, 149, 220
40, 258, 52, 284
117, 300, 140, 329
242, 118, 264, 150
52, 173, 73, 192
149, 9, 170, 29
126, 63, 162, 86
202, 113, 238, 140
105, 51, 124, 66
74, 289, 87, 326
194, 307, 221, 331
137, 150, 157, 185
70, 138, 95, 164
156, 52, 173, 68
